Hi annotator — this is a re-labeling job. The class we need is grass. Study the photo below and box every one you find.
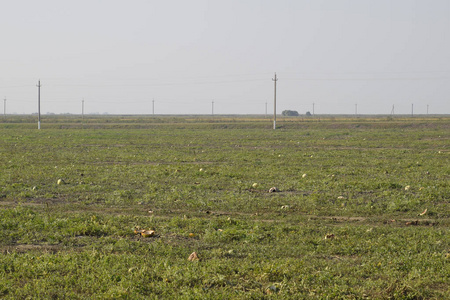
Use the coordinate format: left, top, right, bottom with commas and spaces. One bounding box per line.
0, 115, 449, 299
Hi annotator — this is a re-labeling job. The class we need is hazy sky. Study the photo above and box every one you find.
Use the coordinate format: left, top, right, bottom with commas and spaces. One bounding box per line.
1, 0, 449, 115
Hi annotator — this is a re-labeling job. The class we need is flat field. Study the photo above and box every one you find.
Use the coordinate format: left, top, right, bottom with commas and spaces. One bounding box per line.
0, 116, 449, 299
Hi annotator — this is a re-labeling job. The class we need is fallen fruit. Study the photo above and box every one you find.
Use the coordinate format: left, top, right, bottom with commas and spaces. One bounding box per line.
268, 187, 280, 193
133, 227, 144, 235
419, 208, 428, 216
141, 230, 155, 237
188, 252, 199, 261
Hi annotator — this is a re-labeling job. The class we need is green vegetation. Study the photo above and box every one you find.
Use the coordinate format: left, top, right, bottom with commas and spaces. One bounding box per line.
282, 110, 299, 116
1, 116, 449, 299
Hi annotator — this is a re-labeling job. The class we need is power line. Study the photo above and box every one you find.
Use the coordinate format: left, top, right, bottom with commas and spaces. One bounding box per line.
283, 76, 449, 81
43, 78, 268, 88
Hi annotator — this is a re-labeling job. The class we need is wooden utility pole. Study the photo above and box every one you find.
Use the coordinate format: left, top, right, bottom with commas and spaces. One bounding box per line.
212, 100, 214, 116
3, 97, 6, 118
152, 99, 155, 115
37, 80, 41, 129
272, 73, 278, 129
82, 98, 85, 119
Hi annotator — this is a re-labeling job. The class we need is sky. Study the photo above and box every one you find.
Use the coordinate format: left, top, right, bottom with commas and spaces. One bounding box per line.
1, 0, 449, 115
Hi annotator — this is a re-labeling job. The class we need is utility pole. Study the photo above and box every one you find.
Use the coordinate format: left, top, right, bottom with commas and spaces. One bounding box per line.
82, 98, 84, 120
37, 80, 41, 129
211, 100, 214, 116
355, 104, 357, 116
427, 104, 429, 115
3, 97, 6, 118
265, 102, 267, 117
152, 99, 155, 115
391, 105, 395, 115
313, 102, 315, 116
411, 103, 414, 117
272, 73, 278, 130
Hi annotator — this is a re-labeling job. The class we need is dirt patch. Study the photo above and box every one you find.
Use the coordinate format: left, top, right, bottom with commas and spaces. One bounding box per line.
1, 244, 63, 254
90, 160, 216, 166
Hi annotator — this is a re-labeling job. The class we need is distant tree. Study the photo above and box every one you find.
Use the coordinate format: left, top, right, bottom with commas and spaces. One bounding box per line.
306, 111, 312, 117
282, 110, 299, 116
